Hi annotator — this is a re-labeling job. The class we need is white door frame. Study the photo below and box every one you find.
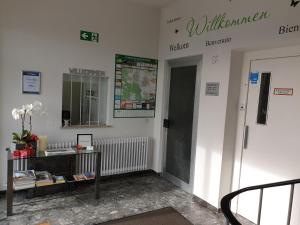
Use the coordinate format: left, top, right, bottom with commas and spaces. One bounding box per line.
231, 45, 300, 212
161, 55, 202, 193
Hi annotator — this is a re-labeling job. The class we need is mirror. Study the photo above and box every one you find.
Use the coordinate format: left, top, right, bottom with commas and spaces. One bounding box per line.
62, 72, 108, 127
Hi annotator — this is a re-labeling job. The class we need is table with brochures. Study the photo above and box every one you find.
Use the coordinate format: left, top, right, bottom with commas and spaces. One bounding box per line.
6, 149, 101, 216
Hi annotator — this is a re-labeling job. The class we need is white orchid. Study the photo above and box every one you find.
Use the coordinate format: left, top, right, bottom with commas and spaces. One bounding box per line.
24, 104, 33, 115
27, 104, 33, 111
12, 101, 44, 133
12, 109, 21, 120
33, 101, 42, 112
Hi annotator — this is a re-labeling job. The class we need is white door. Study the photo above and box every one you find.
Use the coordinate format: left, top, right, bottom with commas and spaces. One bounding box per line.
238, 56, 300, 225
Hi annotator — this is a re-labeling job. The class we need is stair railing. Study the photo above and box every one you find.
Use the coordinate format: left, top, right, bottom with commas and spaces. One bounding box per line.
221, 178, 300, 225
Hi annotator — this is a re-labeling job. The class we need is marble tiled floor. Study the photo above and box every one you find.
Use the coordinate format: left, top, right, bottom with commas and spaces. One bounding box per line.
0, 174, 245, 225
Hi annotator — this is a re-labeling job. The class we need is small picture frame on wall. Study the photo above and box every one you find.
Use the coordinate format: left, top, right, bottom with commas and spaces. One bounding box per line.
77, 134, 93, 148
22, 71, 41, 94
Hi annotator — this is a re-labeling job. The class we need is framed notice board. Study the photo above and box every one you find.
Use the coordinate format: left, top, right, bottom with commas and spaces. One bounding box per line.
114, 54, 158, 118
22, 71, 41, 94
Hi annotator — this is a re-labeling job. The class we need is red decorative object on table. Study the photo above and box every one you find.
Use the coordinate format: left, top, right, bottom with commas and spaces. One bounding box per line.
12, 148, 35, 159
19, 149, 30, 158
12, 150, 21, 158
12, 139, 37, 159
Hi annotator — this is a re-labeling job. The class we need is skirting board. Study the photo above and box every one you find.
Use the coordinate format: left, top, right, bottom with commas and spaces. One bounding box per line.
192, 195, 219, 213
192, 195, 255, 224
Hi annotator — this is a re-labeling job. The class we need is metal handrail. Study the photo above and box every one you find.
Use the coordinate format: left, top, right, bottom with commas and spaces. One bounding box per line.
221, 178, 300, 225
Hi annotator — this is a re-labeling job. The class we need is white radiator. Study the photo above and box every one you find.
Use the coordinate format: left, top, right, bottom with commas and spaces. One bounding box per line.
13, 136, 150, 176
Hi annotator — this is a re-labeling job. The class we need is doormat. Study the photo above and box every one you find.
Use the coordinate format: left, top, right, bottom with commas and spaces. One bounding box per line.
98, 207, 193, 225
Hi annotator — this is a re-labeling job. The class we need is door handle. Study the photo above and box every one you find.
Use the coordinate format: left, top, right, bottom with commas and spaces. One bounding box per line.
243, 125, 249, 149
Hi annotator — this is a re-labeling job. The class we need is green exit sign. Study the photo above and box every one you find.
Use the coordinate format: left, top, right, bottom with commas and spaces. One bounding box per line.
80, 30, 99, 43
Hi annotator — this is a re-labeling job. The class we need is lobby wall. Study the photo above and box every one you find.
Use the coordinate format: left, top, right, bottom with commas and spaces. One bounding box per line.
0, 0, 160, 189
155, 0, 300, 207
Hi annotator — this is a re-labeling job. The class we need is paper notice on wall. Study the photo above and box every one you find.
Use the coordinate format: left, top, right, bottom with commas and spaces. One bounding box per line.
273, 88, 293, 96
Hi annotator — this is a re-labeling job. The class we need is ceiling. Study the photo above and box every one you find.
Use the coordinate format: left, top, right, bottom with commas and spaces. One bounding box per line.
127, 0, 177, 8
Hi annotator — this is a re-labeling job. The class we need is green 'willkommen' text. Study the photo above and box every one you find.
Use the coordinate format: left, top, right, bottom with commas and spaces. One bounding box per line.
186, 11, 271, 37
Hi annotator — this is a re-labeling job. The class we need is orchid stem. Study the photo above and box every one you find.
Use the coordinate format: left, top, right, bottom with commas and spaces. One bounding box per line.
29, 116, 32, 132
21, 114, 25, 134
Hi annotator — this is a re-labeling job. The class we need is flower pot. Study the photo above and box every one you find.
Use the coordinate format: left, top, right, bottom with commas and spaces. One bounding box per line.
15, 143, 26, 150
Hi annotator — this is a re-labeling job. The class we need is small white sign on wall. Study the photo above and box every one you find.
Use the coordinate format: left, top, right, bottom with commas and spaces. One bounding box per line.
22, 71, 41, 94
273, 88, 293, 96
205, 82, 220, 96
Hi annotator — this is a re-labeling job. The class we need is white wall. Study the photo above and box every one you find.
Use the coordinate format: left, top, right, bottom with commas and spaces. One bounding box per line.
218, 50, 243, 203
156, 0, 300, 208
0, 0, 160, 189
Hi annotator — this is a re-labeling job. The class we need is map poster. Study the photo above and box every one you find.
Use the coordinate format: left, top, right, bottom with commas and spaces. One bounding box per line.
114, 54, 158, 118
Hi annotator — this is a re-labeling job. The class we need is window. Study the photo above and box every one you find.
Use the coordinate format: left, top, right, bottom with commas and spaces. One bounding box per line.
257, 72, 271, 125
62, 71, 108, 127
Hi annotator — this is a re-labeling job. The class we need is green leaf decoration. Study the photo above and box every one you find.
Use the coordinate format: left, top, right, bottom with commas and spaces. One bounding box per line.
12, 132, 21, 142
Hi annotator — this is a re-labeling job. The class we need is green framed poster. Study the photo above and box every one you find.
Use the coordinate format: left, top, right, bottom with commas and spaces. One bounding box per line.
114, 54, 158, 118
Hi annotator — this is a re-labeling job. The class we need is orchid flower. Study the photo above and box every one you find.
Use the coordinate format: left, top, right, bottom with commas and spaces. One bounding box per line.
33, 101, 42, 112
12, 101, 45, 134
12, 109, 21, 120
